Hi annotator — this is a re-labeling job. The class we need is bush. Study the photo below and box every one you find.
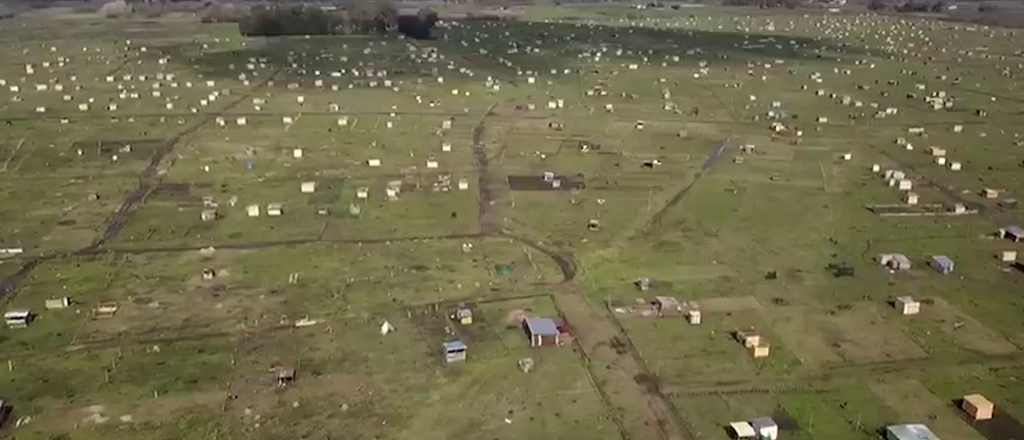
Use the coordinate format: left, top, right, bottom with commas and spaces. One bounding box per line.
978, 2, 997, 12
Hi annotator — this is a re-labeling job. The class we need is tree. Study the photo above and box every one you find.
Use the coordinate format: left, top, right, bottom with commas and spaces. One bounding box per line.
867, 0, 887, 11
978, 2, 997, 12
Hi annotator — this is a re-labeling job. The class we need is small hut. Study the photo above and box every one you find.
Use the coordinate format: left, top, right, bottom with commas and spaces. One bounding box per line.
523, 317, 560, 347
275, 367, 295, 387
931, 255, 954, 274
93, 301, 119, 319
443, 340, 467, 363
895, 296, 920, 315
4, 310, 31, 328
456, 308, 473, 325
961, 394, 994, 421
654, 296, 683, 316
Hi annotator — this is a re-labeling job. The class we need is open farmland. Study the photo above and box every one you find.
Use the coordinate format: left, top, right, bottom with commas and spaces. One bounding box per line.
0, 3, 1023, 440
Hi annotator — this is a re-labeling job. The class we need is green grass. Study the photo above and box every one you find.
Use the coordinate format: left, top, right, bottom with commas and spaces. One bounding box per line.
2, 4, 1024, 440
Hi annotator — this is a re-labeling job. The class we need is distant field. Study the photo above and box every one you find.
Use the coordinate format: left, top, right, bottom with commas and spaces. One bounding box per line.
0, 3, 1023, 440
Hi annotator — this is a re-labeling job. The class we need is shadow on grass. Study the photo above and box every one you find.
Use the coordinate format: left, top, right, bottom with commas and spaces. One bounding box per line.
162, 17, 861, 85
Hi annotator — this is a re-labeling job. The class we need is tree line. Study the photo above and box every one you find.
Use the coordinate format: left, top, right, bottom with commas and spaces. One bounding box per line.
237, 1, 439, 39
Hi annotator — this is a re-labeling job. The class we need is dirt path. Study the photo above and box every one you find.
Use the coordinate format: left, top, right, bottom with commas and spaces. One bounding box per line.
0, 69, 283, 298
593, 138, 734, 262
553, 282, 688, 440
472, 102, 501, 234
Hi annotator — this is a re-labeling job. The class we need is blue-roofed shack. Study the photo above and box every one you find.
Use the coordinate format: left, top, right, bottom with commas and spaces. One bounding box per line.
443, 340, 467, 363
886, 424, 940, 440
999, 226, 1024, 242
523, 317, 560, 347
931, 255, 954, 275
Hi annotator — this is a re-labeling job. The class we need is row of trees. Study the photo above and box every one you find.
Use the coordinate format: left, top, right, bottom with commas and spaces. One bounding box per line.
868, 0, 998, 13
236, 1, 438, 38
721, 0, 801, 9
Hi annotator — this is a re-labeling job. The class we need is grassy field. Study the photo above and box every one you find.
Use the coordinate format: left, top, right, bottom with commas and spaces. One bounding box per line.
1, 3, 1024, 440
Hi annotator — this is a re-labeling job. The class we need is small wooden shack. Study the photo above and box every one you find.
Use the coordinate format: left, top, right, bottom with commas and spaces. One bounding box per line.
4, 310, 31, 328
456, 308, 473, 325
962, 394, 994, 421
896, 296, 921, 315
93, 301, 119, 319
736, 328, 762, 348
443, 340, 467, 363
523, 317, 560, 347
654, 296, 683, 316
45, 297, 70, 310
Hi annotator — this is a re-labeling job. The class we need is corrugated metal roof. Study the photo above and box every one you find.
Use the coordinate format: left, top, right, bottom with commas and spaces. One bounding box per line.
443, 340, 466, 351
887, 424, 940, 440
525, 317, 559, 335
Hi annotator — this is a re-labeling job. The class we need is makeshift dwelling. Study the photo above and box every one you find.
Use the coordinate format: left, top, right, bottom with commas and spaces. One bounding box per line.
368, 159, 381, 167
443, 340, 467, 363
523, 317, 560, 347
961, 394, 994, 421
750, 417, 778, 440
895, 296, 921, 315
931, 255, 954, 275
879, 253, 912, 271
950, 161, 962, 171
886, 424, 939, 440
728, 421, 756, 439
4, 310, 31, 328
927, 146, 946, 157
981, 188, 1000, 199
654, 296, 683, 316
636, 277, 651, 292
201, 209, 217, 222
998, 226, 1024, 242
898, 180, 913, 191
1001, 251, 1017, 262
905, 192, 919, 206
300, 182, 316, 193
267, 203, 283, 217
456, 308, 473, 325
246, 204, 260, 217
202, 268, 216, 280
749, 343, 771, 358
93, 301, 118, 318
687, 309, 701, 325
275, 367, 295, 387
736, 328, 762, 348
45, 297, 70, 310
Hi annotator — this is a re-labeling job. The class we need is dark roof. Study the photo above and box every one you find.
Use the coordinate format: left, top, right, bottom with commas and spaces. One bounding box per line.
524, 317, 559, 335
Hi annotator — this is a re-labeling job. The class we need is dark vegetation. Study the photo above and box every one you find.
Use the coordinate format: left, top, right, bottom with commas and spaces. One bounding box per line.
236, 1, 438, 39
721, 0, 801, 8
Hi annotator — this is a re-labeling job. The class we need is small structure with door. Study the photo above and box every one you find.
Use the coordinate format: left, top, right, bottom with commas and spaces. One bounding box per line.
998, 226, 1024, 242
443, 340, 467, 363
930, 255, 955, 275
750, 417, 778, 440
523, 317, 561, 347
895, 296, 921, 315
4, 310, 31, 328
961, 394, 994, 421
879, 253, 912, 271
